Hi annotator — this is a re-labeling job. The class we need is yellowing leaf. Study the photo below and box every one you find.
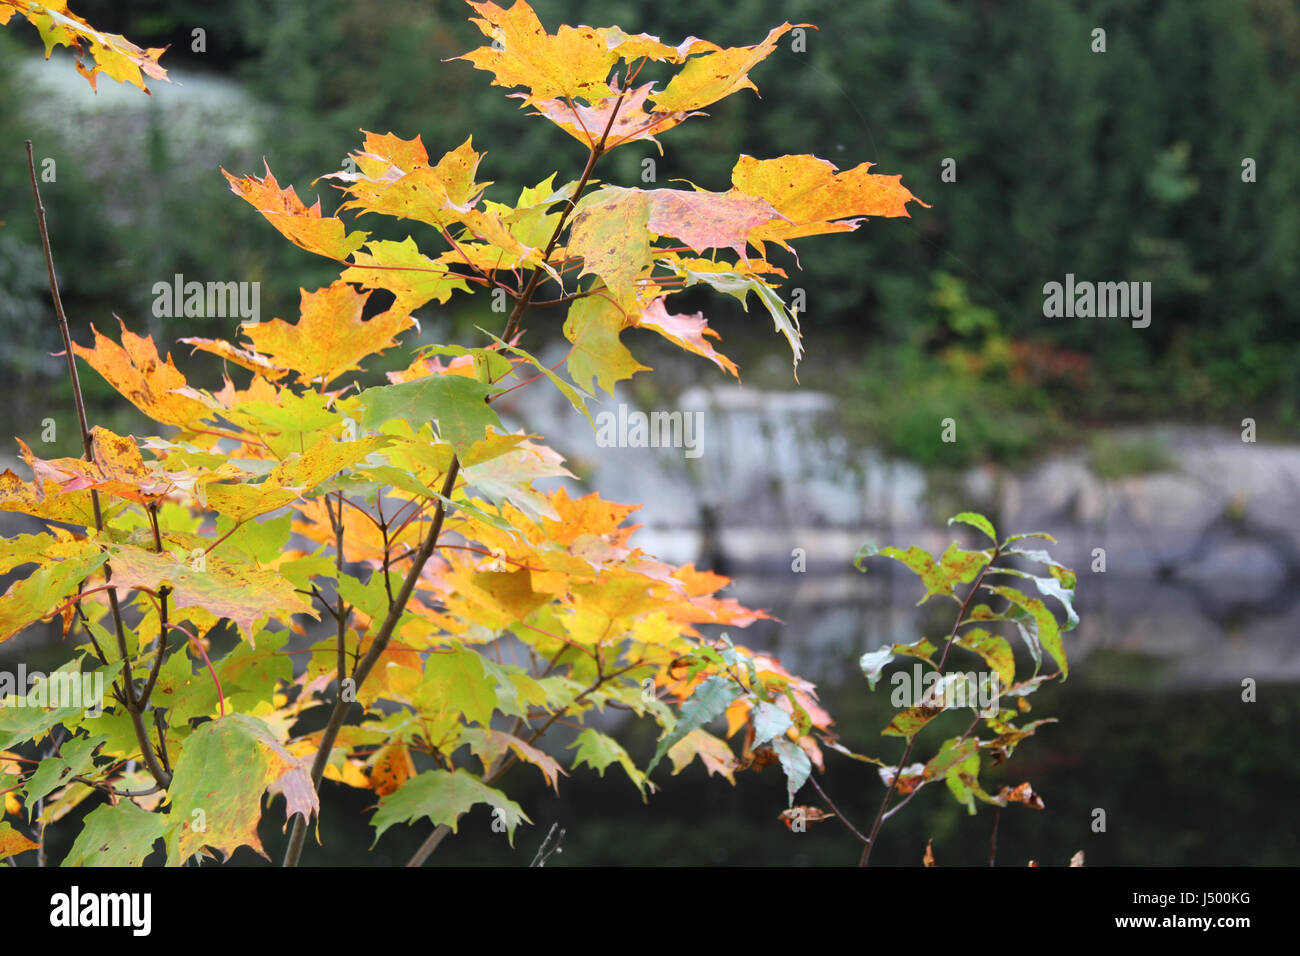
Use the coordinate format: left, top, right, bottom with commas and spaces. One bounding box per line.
105, 544, 316, 643
165, 714, 318, 865
342, 237, 472, 314
71, 320, 209, 429
4, 0, 168, 93
222, 163, 368, 261
0, 821, 39, 860
241, 281, 413, 387
455, 0, 617, 106
731, 154, 926, 255
666, 728, 737, 783
650, 22, 809, 112
568, 189, 652, 308
0, 548, 108, 644
562, 295, 648, 397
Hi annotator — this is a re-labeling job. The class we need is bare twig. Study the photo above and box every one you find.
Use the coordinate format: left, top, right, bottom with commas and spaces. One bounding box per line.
529, 823, 566, 867
26, 140, 171, 791
283, 459, 461, 866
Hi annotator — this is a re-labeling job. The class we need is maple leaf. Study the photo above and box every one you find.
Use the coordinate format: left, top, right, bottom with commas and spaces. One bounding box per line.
178, 337, 289, 380
632, 297, 739, 377
367, 743, 416, 797
562, 295, 649, 397
525, 82, 704, 153
650, 22, 812, 112
222, 163, 368, 261
165, 714, 318, 864
326, 134, 484, 224
371, 769, 530, 845
1, 0, 169, 93
0, 821, 39, 860
0, 548, 108, 644
105, 544, 316, 644
358, 372, 502, 457
16, 427, 171, 505
342, 237, 472, 314
63, 801, 167, 866
577, 185, 785, 259
239, 281, 414, 387
731, 154, 927, 256
71, 319, 209, 429
569, 728, 652, 797
567, 188, 653, 308
454, 0, 617, 107
667, 728, 738, 783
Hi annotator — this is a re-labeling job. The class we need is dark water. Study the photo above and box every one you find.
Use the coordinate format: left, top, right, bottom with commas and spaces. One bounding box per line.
11, 517, 1297, 866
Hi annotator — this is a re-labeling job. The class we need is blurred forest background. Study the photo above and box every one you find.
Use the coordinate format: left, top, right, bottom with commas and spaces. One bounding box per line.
2, 0, 1298, 466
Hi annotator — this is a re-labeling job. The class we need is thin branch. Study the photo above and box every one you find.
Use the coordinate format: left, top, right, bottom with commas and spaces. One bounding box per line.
500, 90, 627, 343
807, 773, 869, 845
283, 458, 461, 866
27, 140, 171, 791
859, 547, 999, 866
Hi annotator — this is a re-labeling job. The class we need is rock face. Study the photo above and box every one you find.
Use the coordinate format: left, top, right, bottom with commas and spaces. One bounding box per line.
511, 381, 1298, 584
500, 381, 1299, 686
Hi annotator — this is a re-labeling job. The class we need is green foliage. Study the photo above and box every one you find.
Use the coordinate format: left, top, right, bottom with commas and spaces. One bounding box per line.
849, 512, 1078, 862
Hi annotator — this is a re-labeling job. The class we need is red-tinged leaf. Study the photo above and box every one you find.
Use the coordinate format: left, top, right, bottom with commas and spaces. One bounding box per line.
105, 544, 316, 643
454, 0, 617, 106
462, 727, 566, 791
71, 319, 209, 428
580, 185, 785, 259
650, 22, 811, 112
525, 82, 703, 152
222, 163, 368, 261
165, 714, 318, 865
17, 427, 170, 505
632, 297, 738, 377
923, 839, 936, 867
731, 153, 927, 256
0, 470, 100, 526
